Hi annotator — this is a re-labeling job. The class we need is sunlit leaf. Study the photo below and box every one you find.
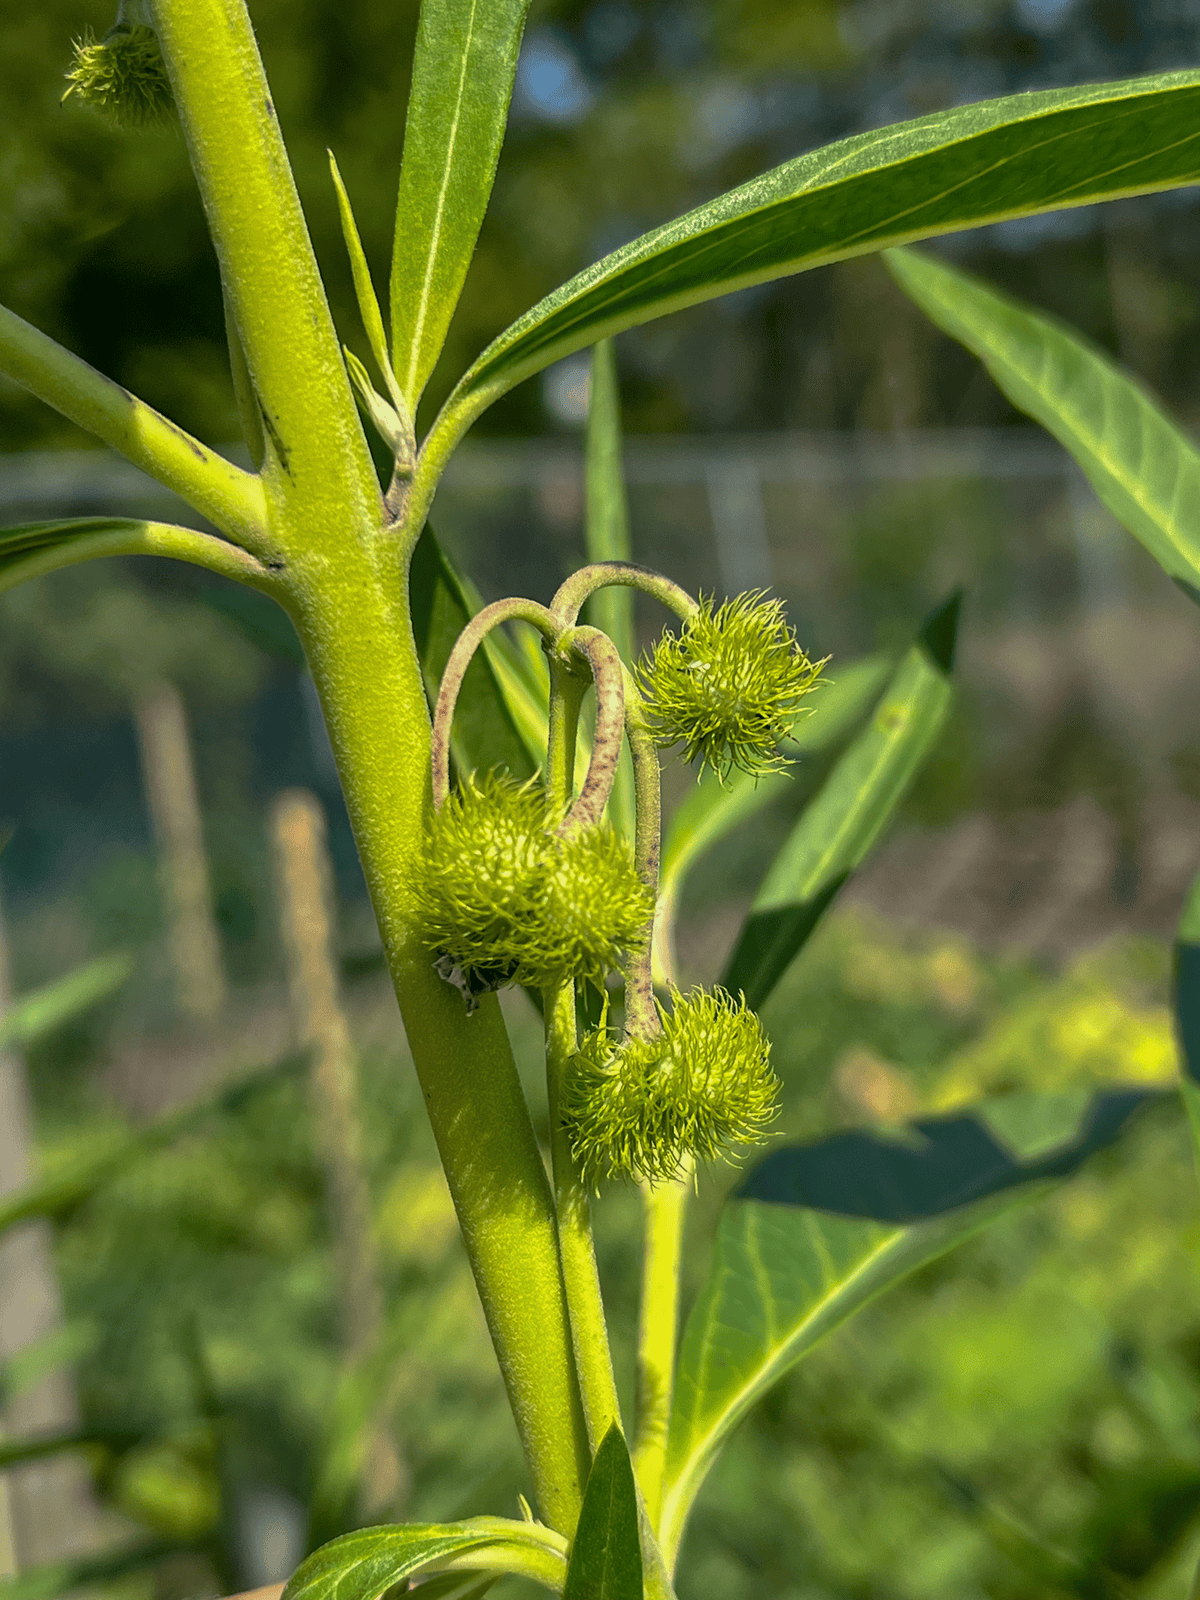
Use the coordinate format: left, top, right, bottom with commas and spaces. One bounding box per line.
661, 1087, 1163, 1566
430, 71, 1200, 448
887, 246, 1200, 591
723, 597, 959, 1010
391, 0, 533, 411
284, 1519, 566, 1600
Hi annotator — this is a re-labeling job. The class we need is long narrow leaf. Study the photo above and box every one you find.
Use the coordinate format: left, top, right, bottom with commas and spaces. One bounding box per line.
661, 1087, 1162, 1566
430, 71, 1200, 444
887, 246, 1200, 591
329, 153, 400, 408
723, 597, 959, 1010
0, 952, 131, 1050
391, 0, 533, 411
584, 340, 635, 840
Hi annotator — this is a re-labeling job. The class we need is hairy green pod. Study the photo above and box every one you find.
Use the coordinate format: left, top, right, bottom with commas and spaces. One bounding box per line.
63, 22, 174, 130
638, 591, 827, 778
418, 770, 652, 1000
561, 988, 779, 1188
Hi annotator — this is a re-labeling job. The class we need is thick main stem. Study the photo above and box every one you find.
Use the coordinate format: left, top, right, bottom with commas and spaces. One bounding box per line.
634, 1168, 691, 1528
544, 662, 623, 1451
293, 564, 588, 1535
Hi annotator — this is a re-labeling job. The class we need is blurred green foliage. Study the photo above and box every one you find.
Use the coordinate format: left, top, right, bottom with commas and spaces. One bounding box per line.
25, 908, 1198, 1599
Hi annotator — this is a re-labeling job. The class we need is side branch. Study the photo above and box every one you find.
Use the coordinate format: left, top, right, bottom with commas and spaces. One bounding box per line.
0, 303, 268, 553
0, 519, 281, 598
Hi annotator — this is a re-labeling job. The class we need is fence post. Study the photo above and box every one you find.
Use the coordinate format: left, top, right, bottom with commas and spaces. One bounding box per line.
268, 791, 406, 1517
133, 681, 227, 1027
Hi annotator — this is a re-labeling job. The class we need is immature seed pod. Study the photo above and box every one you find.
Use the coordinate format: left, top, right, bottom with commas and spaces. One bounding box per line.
637, 592, 827, 778
561, 988, 779, 1188
63, 22, 174, 130
417, 770, 653, 999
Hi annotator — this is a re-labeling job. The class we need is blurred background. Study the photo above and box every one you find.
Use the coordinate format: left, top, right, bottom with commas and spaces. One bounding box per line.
4, 0, 1200, 1596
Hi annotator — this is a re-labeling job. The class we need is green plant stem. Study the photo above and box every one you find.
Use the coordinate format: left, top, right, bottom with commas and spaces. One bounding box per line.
544, 659, 623, 1451
0, 302, 267, 551
293, 568, 589, 1534
148, 0, 381, 558
623, 680, 664, 1038
556, 627, 626, 835
633, 1167, 690, 1529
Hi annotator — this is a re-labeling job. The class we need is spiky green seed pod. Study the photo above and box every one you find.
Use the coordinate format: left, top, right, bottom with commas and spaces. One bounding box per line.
561, 988, 778, 1188
637, 592, 827, 778
417, 770, 653, 1000
63, 24, 174, 130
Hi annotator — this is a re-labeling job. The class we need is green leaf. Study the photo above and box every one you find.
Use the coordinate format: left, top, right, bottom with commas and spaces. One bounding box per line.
284, 1519, 566, 1600
345, 348, 405, 454
0, 952, 131, 1050
887, 245, 1200, 591
409, 525, 538, 779
433, 70, 1200, 441
584, 339, 635, 841
658, 652, 892, 923
723, 598, 958, 1010
563, 1425, 642, 1600
661, 1088, 1162, 1566
390, 0, 533, 411
329, 152, 404, 416
0, 1048, 308, 1238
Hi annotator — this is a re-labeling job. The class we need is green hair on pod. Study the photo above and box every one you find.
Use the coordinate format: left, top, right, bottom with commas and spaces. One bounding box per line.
638, 591, 827, 779
417, 770, 653, 1006
561, 988, 779, 1188
63, 16, 174, 131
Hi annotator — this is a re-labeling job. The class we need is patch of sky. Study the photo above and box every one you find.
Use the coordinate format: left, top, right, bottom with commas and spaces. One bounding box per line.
681, 77, 760, 171
992, 203, 1099, 252
1014, 0, 1082, 33
582, 0, 641, 68
513, 30, 594, 125
543, 353, 592, 428
652, 2, 708, 73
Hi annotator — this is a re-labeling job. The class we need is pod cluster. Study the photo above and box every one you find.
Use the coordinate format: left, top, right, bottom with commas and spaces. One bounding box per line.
417, 771, 653, 1000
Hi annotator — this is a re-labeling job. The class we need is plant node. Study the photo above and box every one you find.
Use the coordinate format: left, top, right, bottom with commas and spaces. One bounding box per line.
638, 591, 827, 778
417, 770, 653, 1003
561, 988, 778, 1188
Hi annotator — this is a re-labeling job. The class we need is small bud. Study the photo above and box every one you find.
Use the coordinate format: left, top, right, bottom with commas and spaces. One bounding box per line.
637, 592, 827, 778
561, 988, 778, 1188
417, 771, 653, 1000
63, 22, 174, 131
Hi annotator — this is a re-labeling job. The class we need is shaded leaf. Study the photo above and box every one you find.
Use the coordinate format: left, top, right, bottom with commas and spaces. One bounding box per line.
723, 597, 959, 1010
563, 1425, 642, 1600
661, 1088, 1163, 1565
409, 525, 537, 779
391, 0, 533, 410
433, 71, 1200, 439
887, 246, 1200, 590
